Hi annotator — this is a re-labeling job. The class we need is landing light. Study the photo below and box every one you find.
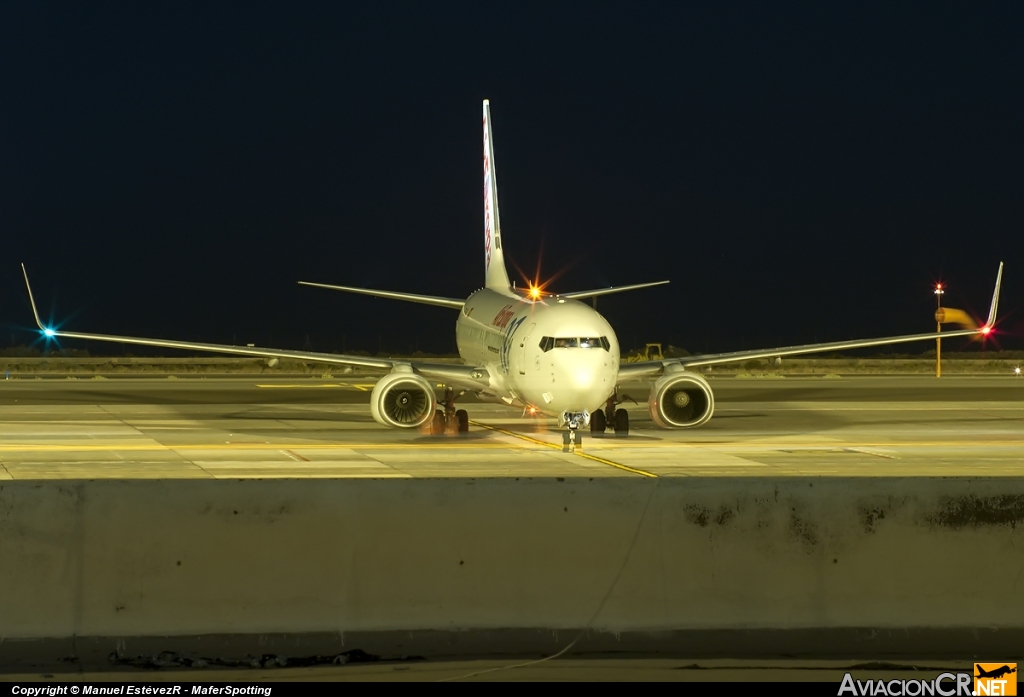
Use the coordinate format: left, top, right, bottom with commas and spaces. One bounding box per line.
1015, 366, 1022, 377
43, 328, 55, 338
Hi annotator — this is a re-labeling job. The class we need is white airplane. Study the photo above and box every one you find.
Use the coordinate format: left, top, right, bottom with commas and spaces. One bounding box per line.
21, 100, 1004, 450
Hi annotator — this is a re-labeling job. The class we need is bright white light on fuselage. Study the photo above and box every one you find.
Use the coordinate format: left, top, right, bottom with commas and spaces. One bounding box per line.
529, 285, 541, 300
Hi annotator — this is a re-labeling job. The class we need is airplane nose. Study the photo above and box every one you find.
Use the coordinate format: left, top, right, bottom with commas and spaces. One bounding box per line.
548, 351, 615, 410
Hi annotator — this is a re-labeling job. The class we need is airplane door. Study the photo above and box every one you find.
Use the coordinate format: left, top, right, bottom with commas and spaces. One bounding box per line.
517, 323, 535, 375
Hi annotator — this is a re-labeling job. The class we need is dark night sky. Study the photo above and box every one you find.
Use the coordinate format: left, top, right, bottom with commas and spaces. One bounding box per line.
1, 2, 1020, 356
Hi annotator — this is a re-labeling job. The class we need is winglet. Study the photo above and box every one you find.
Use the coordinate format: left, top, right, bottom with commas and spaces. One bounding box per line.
985, 261, 1004, 328
20, 263, 46, 331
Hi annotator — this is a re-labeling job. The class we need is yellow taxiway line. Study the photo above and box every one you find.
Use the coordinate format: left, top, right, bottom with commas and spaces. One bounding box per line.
255, 383, 374, 390
470, 421, 658, 478
0, 442, 528, 452
255, 384, 344, 388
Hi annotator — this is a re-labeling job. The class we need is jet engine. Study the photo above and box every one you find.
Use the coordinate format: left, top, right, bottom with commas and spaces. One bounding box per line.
648, 370, 715, 428
370, 371, 437, 428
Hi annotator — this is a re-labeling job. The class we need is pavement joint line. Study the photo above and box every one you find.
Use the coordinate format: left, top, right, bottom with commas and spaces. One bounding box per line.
470, 421, 658, 478
4, 439, 1024, 452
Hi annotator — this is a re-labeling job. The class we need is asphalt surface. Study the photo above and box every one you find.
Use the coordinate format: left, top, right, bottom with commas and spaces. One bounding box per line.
0, 375, 1021, 479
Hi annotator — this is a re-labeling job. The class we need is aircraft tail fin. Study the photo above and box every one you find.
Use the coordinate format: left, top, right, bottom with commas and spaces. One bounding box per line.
986, 261, 1003, 328
483, 100, 513, 293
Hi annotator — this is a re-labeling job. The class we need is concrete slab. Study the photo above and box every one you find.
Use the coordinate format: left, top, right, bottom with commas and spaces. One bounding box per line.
0, 376, 1021, 478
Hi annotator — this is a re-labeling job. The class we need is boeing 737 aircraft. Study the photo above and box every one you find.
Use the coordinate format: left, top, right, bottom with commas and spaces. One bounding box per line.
21, 100, 1004, 449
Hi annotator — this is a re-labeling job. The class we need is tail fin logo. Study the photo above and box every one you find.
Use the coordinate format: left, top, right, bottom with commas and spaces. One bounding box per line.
484, 147, 493, 270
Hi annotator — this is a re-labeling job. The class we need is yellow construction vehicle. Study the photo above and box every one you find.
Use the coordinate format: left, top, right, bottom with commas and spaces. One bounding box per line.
625, 343, 664, 362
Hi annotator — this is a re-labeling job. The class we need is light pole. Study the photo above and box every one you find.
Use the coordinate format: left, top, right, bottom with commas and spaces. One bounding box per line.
934, 283, 945, 378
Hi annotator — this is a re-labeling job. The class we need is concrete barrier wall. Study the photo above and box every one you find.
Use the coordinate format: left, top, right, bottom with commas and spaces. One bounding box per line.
1, 478, 1022, 658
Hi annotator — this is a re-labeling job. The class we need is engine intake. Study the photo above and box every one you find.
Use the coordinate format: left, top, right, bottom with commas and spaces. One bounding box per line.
370, 371, 437, 428
648, 371, 715, 428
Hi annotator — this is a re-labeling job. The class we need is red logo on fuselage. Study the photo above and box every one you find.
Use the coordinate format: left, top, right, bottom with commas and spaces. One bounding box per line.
492, 305, 515, 329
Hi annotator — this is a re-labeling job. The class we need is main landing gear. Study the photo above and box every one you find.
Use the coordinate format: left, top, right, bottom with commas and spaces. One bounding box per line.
590, 393, 632, 437
431, 386, 469, 435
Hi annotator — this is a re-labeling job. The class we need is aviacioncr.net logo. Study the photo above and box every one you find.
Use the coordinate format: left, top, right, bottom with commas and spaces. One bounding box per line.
839, 672, 973, 696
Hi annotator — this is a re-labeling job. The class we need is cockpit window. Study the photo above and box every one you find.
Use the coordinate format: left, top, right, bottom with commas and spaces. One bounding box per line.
539, 336, 610, 352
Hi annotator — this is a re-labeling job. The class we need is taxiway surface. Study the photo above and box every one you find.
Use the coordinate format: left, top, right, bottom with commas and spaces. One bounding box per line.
0, 375, 1020, 479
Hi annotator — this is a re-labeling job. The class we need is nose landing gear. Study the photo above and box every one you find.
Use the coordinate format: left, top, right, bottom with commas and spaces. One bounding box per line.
431, 386, 469, 435
560, 411, 589, 452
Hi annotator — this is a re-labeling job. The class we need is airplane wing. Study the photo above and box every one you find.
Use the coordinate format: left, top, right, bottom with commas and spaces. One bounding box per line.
558, 280, 670, 301
21, 265, 487, 389
619, 262, 1003, 382
297, 281, 465, 309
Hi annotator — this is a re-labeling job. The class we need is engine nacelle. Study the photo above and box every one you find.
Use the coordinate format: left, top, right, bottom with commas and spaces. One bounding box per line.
369, 371, 437, 428
648, 371, 715, 428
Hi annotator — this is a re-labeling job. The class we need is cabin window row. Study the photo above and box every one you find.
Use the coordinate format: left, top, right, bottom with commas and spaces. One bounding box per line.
538, 336, 610, 351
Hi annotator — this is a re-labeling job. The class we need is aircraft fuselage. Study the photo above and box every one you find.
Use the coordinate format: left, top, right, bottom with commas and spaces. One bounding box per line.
456, 288, 620, 418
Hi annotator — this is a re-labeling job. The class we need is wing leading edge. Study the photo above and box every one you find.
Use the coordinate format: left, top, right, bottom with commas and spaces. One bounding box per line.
619, 262, 1004, 381
558, 280, 670, 301
297, 281, 465, 309
20, 265, 486, 389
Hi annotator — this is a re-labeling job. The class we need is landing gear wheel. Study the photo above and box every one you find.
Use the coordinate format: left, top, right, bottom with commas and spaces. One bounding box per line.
590, 409, 606, 434
562, 430, 583, 452
431, 410, 445, 435
614, 409, 629, 437
455, 409, 469, 433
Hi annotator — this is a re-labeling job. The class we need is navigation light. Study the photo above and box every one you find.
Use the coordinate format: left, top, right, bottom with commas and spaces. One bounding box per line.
981, 326, 992, 335
43, 328, 55, 338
